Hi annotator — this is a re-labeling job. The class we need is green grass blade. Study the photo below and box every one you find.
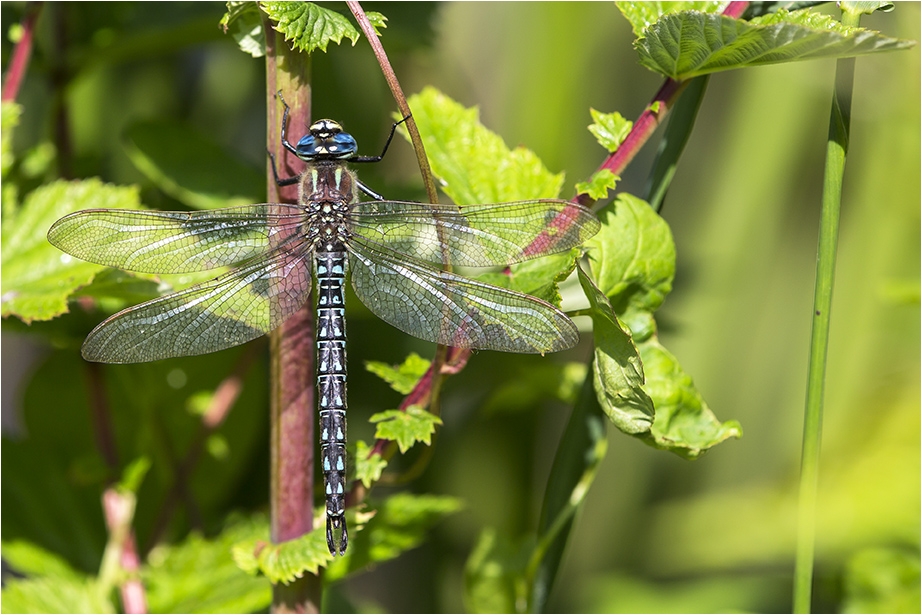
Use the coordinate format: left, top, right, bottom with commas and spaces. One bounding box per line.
793, 10, 859, 614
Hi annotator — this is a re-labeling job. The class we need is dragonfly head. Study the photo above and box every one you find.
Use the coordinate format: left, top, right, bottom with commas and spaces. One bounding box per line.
296, 119, 358, 161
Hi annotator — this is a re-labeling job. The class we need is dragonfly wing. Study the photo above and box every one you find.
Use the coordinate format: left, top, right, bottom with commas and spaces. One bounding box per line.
348, 200, 599, 267
348, 238, 579, 354
47, 204, 305, 273
82, 245, 313, 363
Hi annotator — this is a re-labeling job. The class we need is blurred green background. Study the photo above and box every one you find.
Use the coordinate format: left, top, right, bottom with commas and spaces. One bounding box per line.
2, 3, 918, 612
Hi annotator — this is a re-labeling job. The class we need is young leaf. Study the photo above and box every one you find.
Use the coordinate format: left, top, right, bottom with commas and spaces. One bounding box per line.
635, 9, 915, 81
370, 405, 442, 453
263, 2, 385, 54
407, 87, 565, 205
365, 352, 431, 395
588, 108, 633, 153
578, 266, 655, 434
220, 2, 266, 57
1, 179, 144, 322
638, 338, 742, 459
354, 440, 388, 488
617, 1, 730, 37
576, 169, 620, 201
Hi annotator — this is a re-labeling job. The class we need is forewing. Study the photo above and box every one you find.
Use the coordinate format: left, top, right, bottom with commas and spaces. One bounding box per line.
82, 245, 313, 363
47, 204, 305, 273
348, 238, 579, 354
348, 199, 599, 267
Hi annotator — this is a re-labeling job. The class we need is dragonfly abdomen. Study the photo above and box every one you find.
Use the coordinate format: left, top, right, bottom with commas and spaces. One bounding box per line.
316, 249, 349, 555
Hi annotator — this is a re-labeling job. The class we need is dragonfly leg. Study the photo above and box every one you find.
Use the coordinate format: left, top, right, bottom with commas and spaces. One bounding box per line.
352, 114, 412, 164
267, 150, 300, 187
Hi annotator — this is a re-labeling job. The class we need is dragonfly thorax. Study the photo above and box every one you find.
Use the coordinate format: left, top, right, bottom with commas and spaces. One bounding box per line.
295, 119, 358, 161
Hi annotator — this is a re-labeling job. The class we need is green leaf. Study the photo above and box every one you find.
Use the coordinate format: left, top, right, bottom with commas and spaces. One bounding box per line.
407, 87, 565, 205
576, 169, 620, 201
2, 541, 86, 582
841, 1, 895, 16
616, 1, 730, 37
638, 338, 742, 459
353, 440, 388, 489
370, 405, 442, 453
842, 547, 921, 614
476, 249, 579, 306
220, 2, 266, 58
2, 101, 22, 178
123, 120, 264, 210
578, 266, 654, 434
262, 2, 381, 54
233, 509, 374, 583
586, 193, 675, 320
588, 108, 633, 153
364, 352, 431, 395
635, 9, 915, 80
1, 575, 113, 614
463, 529, 532, 613
326, 494, 463, 581
1, 179, 143, 322
145, 515, 271, 613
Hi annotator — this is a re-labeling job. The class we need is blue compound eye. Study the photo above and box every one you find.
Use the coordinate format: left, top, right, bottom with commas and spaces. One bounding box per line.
296, 120, 358, 160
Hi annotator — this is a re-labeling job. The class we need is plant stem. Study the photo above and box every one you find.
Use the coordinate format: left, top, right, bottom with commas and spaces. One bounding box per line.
265, 20, 321, 613
793, 10, 859, 613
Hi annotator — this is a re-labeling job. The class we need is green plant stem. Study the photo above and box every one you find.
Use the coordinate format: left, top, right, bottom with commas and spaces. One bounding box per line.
793, 10, 859, 613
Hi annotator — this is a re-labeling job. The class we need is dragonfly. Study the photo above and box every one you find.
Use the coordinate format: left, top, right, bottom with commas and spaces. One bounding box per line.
47, 94, 601, 555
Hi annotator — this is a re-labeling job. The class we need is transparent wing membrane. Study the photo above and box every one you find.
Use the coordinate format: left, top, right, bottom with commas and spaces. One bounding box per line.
348, 237, 578, 354
348, 199, 600, 267
48, 205, 306, 273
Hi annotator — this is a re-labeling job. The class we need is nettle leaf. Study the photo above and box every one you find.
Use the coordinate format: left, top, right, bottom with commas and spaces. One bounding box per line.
123, 121, 263, 210
1, 179, 143, 322
354, 440, 388, 488
407, 87, 565, 205
263, 2, 386, 54
365, 352, 431, 395
578, 266, 654, 434
370, 405, 442, 453
617, 1, 730, 37
1, 574, 113, 614
220, 2, 266, 58
636, 9, 915, 80
145, 515, 270, 613
583, 194, 741, 455
476, 249, 579, 307
327, 494, 463, 581
576, 169, 620, 201
638, 339, 742, 459
588, 108, 633, 153
233, 509, 374, 583
586, 193, 675, 320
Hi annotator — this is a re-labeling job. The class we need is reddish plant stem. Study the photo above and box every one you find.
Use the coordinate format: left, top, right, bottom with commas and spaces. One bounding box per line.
1, 2, 41, 102
265, 19, 321, 614
102, 488, 147, 614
